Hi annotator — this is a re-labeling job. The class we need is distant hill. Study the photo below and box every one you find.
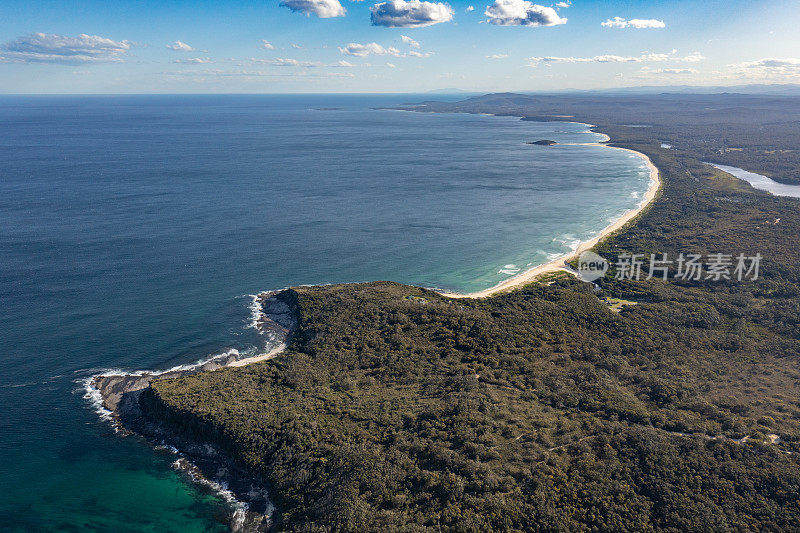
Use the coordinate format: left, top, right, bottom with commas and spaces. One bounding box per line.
425, 84, 800, 97
394, 91, 800, 185
533, 84, 800, 97
425, 88, 473, 94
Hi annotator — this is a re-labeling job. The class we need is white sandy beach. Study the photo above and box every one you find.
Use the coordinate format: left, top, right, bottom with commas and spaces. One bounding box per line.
440, 137, 661, 299
226, 343, 286, 367
231, 130, 662, 372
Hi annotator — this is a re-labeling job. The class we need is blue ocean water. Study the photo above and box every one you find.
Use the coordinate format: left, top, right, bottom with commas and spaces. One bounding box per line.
0, 94, 651, 530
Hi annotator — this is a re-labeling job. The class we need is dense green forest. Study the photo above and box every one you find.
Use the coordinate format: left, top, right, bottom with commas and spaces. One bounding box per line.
142, 94, 800, 531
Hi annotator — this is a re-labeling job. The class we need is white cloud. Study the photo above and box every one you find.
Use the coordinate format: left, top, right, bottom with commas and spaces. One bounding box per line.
270, 57, 322, 67
280, 0, 346, 18
291, 43, 303, 49
555, 1, 570, 7
0, 33, 131, 64
640, 52, 671, 62
728, 58, 800, 80
167, 40, 194, 51
486, 53, 509, 59
244, 57, 355, 68
162, 68, 355, 80
537, 55, 638, 64
736, 58, 800, 70
370, 0, 454, 28
601, 17, 665, 29
339, 42, 400, 57
642, 67, 699, 74
401, 35, 420, 48
466, 5, 474, 11
338, 41, 434, 59
173, 57, 213, 64
387, 62, 397, 68
485, 0, 566, 26
528, 50, 702, 65
261, 40, 275, 50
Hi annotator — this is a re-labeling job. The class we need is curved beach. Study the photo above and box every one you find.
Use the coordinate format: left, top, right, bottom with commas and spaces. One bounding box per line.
440, 139, 661, 299
84, 117, 661, 530
85, 122, 661, 531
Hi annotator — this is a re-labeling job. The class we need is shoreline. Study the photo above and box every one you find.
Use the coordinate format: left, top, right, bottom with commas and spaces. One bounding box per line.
85, 290, 298, 530
439, 129, 661, 299
84, 120, 661, 531
709, 162, 800, 199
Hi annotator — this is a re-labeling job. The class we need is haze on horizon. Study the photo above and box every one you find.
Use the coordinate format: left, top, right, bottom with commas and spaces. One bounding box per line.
1, 0, 799, 94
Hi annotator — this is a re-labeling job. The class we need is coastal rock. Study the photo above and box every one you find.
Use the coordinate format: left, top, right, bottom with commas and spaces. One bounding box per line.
93, 289, 299, 413
526, 139, 558, 146
89, 289, 300, 532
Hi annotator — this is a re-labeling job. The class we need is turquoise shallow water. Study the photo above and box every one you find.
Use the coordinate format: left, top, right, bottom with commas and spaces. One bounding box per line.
0, 94, 651, 530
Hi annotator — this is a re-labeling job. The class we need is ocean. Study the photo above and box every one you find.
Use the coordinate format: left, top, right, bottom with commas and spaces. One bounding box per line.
0, 94, 652, 530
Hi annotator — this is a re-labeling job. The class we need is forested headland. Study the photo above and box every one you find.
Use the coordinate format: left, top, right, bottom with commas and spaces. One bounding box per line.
140, 93, 800, 531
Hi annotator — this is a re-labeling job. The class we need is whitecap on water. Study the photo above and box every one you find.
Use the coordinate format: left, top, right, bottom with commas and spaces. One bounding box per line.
80, 376, 115, 422
498, 264, 520, 275
246, 293, 266, 329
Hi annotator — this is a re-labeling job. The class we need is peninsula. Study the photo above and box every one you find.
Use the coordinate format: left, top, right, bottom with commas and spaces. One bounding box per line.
94, 93, 800, 532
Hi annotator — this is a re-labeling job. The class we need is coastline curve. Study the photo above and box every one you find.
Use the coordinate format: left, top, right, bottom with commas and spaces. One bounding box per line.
438, 130, 661, 299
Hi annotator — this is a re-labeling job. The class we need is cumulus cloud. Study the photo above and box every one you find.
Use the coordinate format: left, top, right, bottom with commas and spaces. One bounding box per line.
0, 33, 131, 64
401, 35, 420, 48
370, 0, 454, 28
555, 1, 570, 7
280, 0, 346, 18
728, 58, 800, 80
485, 0, 566, 26
528, 50, 703, 65
487, 53, 509, 59
602, 17, 666, 29
466, 5, 474, 11
261, 40, 275, 50
528, 55, 637, 64
339, 42, 400, 57
737, 58, 800, 70
338, 41, 433, 59
167, 40, 194, 51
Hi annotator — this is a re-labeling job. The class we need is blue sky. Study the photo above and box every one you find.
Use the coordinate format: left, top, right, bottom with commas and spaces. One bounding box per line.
1, 0, 799, 93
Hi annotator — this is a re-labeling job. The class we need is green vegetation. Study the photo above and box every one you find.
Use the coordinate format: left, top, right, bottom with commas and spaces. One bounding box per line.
141, 94, 800, 531
533, 271, 572, 285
